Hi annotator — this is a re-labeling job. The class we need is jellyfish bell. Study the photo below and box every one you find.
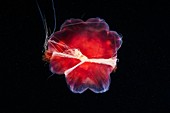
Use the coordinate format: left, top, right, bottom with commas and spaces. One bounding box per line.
43, 18, 122, 93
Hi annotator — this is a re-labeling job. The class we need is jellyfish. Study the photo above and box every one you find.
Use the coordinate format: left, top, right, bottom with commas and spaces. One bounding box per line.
43, 17, 122, 93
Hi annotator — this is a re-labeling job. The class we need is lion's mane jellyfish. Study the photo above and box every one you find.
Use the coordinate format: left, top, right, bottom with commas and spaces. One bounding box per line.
43, 18, 122, 93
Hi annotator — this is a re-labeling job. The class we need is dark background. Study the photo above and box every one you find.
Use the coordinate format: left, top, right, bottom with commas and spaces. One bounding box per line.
1, 0, 169, 113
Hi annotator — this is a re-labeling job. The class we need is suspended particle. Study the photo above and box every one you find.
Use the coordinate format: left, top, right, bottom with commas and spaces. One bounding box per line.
43, 17, 122, 93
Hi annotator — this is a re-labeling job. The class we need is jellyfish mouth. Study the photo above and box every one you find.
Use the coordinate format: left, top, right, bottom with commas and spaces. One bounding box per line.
51, 48, 117, 76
